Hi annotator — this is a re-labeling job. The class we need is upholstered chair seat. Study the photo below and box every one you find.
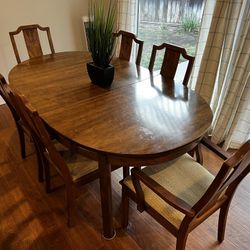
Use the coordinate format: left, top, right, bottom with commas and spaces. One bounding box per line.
123, 153, 215, 229
54, 142, 98, 182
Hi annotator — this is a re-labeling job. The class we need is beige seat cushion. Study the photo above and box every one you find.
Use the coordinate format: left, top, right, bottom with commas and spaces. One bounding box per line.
123, 153, 215, 229
54, 142, 98, 182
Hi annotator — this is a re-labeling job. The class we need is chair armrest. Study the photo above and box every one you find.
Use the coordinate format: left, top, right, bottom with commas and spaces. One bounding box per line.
131, 168, 195, 217
201, 137, 231, 160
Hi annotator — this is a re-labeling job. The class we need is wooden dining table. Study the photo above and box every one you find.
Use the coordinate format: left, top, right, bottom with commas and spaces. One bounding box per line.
8, 51, 213, 239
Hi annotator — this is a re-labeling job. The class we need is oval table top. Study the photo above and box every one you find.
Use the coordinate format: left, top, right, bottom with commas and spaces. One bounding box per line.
9, 51, 212, 159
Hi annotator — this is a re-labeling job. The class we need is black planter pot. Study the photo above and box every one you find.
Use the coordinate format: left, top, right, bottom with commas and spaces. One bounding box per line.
86, 62, 115, 88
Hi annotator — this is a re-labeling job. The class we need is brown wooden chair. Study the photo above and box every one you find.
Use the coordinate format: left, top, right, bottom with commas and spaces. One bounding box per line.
9, 91, 101, 226
114, 30, 144, 65
148, 43, 195, 86
121, 137, 250, 250
0, 74, 44, 181
9, 24, 55, 64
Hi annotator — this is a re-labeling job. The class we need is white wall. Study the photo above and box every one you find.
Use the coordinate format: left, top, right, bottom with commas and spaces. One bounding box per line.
0, 0, 89, 104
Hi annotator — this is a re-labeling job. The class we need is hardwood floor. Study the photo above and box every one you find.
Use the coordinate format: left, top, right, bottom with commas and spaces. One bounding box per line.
0, 104, 249, 250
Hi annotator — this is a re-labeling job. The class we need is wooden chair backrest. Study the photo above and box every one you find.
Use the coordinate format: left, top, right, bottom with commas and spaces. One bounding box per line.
114, 30, 143, 65
194, 140, 250, 217
9, 24, 55, 64
148, 43, 195, 86
0, 74, 20, 122
9, 91, 72, 183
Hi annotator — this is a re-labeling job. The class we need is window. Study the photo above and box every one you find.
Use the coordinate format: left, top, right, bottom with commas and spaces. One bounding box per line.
138, 0, 205, 69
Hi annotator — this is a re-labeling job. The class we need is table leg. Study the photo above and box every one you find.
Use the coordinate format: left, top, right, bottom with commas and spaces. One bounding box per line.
98, 154, 115, 239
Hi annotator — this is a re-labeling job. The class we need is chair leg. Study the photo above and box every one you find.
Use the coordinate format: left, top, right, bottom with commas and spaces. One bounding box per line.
218, 200, 231, 243
34, 142, 44, 182
121, 186, 129, 228
16, 123, 26, 159
43, 158, 51, 193
37, 152, 44, 183
176, 232, 188, 250
66, 186, 74, 227
123, 166, 130, 178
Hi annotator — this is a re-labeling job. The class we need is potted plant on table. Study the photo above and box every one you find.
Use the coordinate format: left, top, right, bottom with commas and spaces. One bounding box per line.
86, 0, 117, 88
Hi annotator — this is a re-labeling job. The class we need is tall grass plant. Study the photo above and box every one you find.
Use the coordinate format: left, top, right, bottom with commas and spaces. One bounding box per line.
87, 0, 117, 68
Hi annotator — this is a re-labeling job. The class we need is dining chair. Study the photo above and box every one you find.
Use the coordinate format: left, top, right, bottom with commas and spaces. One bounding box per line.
120, 137, 250, 250
9, 24, 55, 64
9, 91, 101, 226
148, 43, 195, 86
0, 74, 26, 158
114, 30, 144, 65
0, 74, 45, 182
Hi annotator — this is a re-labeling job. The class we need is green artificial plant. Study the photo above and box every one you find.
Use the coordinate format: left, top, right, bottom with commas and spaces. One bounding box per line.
86, 0, 117, 68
